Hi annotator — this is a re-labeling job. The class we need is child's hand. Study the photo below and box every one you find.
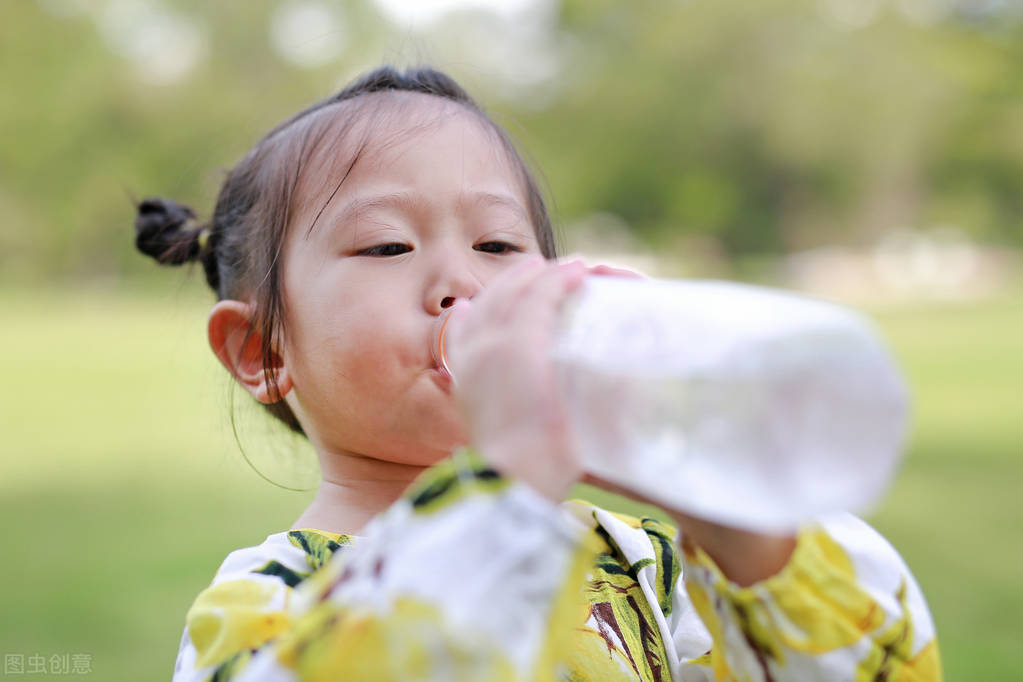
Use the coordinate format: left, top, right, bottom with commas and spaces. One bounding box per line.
446, 257, 588, 502
583, 262, 646, 279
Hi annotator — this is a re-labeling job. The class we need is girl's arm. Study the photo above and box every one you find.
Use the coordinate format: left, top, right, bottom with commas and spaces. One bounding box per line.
569, 264, 941, 678
583, 471, 941, 680
457, 258, 941, 679
669, 513, 797, 587
583, 472, 799, 587
675, 513, 942, 681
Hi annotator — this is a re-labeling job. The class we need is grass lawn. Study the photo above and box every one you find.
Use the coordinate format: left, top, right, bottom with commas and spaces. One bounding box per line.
2, 283, 1020, 679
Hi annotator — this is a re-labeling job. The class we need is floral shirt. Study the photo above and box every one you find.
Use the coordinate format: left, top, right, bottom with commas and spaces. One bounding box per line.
173, 452, 941, 681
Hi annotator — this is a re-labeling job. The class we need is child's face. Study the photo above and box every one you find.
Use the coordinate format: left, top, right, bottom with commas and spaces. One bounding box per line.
280, 100, 542, 466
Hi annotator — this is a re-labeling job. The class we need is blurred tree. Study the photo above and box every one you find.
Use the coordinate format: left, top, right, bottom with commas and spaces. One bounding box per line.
531, 0, 1023, 259
1, 0, 1021, 283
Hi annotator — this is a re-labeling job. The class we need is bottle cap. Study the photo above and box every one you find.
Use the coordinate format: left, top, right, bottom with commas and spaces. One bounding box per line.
432, 308, 455, 378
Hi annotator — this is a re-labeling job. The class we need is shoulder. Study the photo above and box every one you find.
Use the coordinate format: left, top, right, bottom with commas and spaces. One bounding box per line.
817, 513, 913, 577
797, 513, 931, 615
815, 514, 936, 645
210, 528, 353, 589
177, 529, 354, 676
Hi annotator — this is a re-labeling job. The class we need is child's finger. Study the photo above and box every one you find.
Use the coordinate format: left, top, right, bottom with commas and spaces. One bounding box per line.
587, 263, 646, 279
556, 253, 645, 280
475, 254, 549, 322
478, 254, 568, 325
504, 260, 586, 331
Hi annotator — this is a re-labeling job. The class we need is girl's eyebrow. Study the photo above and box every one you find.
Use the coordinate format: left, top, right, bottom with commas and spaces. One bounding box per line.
467, 191, 527, 219
334, 191, 527, 226
334, 191, 420, 225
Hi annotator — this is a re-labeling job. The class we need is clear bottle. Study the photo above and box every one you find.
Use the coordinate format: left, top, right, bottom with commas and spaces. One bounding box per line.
433, 276, 908, 532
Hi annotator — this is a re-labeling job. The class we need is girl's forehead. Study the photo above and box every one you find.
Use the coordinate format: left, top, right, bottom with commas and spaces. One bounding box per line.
294, 95, 523, 217
327, 95, 502, 171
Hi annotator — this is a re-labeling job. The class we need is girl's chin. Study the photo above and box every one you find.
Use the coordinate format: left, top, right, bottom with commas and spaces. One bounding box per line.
390, 427, 469, 467
381, 444, 466, 468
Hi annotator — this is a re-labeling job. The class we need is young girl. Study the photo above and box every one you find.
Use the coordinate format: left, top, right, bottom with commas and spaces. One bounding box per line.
137, 66, 941, 681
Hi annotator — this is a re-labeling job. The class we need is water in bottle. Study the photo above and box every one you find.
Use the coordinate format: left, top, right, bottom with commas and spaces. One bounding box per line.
434, 276, 908, 533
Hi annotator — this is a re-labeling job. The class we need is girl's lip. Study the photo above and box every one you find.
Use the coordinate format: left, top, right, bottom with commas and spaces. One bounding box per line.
430, 365, 453, 388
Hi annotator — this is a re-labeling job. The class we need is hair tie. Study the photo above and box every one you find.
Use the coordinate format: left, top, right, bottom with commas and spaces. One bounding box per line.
197, 227, 212, 252
134, 197, 207, 265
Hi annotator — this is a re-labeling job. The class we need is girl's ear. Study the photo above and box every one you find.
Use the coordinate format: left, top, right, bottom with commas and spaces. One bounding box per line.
207, 300, 293, 404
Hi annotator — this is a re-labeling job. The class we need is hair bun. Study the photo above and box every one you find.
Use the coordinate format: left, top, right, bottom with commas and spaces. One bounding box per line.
134, 197, 205, 265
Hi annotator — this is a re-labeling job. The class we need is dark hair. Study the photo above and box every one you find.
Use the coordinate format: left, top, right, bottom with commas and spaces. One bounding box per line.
135, 65, 558, 434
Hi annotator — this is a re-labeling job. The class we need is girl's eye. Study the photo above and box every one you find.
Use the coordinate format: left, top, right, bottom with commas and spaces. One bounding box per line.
358, 243, 412, 257
474, 241, 524, 254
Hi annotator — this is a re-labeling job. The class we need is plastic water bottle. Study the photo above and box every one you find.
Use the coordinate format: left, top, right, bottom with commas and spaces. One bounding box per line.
433, 276, 908, 532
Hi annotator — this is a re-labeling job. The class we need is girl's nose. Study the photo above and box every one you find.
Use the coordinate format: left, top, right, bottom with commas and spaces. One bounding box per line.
426, 263, 482, 315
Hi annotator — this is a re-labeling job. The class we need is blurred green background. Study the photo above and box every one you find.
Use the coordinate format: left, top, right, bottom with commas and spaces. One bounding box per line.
2, 0, 1021, 679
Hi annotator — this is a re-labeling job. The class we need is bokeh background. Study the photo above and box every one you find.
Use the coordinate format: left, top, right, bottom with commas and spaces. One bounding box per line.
2, 0, 1021, 678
